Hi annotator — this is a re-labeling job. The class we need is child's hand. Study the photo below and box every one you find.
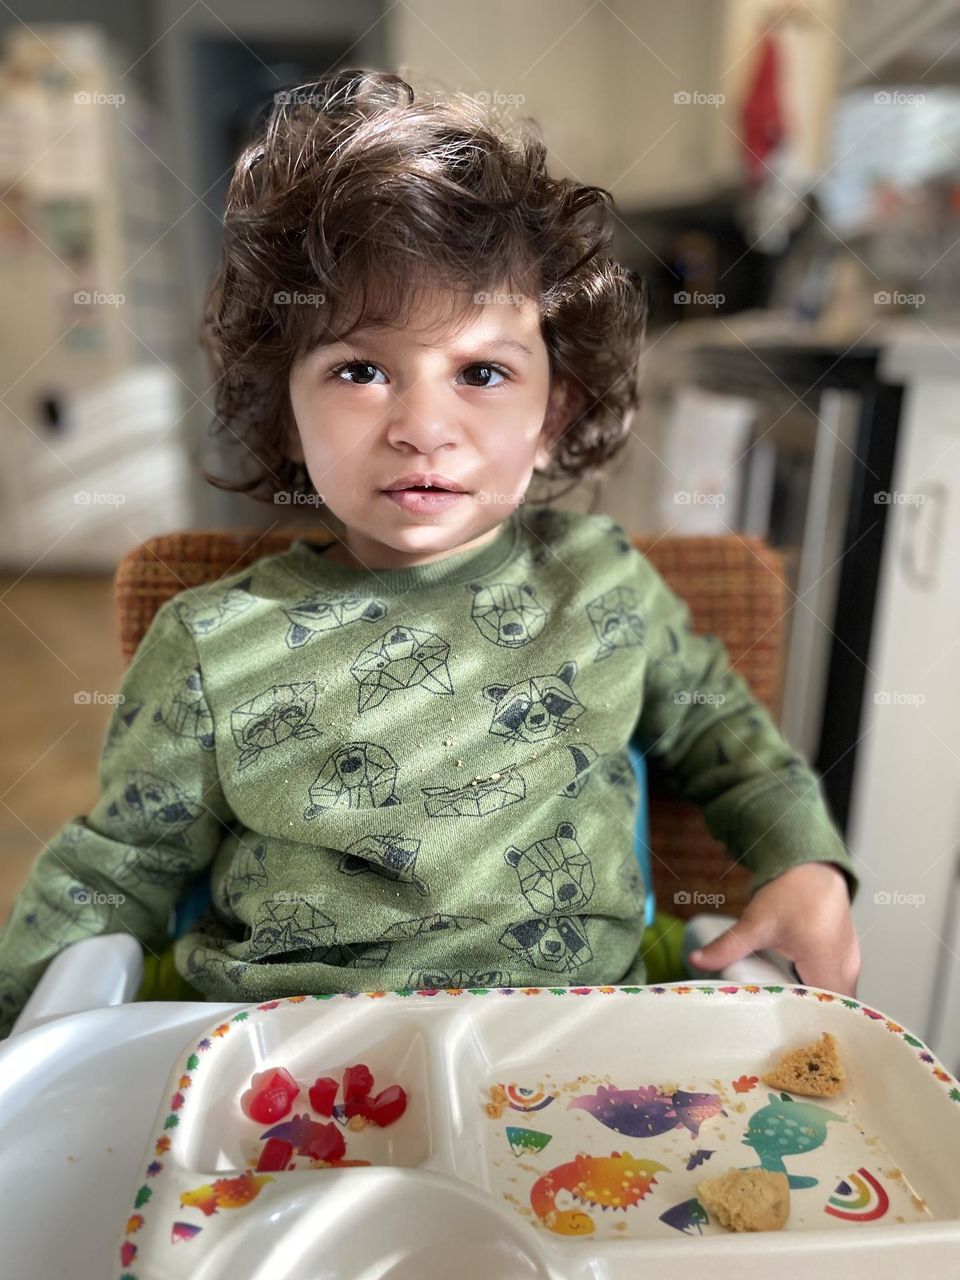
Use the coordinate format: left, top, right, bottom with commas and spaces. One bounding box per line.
686, 862, 861, 996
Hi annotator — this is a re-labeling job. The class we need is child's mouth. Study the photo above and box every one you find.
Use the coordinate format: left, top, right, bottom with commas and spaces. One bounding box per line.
383, 487, 469, 513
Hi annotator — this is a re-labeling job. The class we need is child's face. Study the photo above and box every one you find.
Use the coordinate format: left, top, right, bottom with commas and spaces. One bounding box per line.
286, 284, 570, 570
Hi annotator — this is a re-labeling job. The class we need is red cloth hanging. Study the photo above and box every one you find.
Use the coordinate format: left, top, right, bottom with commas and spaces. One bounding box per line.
741, 32, 787, 188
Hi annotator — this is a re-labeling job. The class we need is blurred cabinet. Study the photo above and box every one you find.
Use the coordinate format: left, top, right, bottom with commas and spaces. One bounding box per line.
0, 25, 194, 570
848, 334, 960, 1071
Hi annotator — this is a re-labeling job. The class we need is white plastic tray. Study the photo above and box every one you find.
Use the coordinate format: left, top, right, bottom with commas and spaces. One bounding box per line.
114, 982, 960, 1280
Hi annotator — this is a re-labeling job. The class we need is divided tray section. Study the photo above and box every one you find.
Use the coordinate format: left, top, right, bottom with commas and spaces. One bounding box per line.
169, 999, 437, 1174
447, 986, 960, 1243
115, 985, 960, 1280
116, 993, 519, 1280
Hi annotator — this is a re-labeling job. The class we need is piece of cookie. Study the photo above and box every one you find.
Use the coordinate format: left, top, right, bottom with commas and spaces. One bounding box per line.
697, 1168, 790, 1232
761, 1031, 845, 1097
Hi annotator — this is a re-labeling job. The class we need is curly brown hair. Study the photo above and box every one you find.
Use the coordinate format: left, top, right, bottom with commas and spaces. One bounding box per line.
199, 67, 649, 507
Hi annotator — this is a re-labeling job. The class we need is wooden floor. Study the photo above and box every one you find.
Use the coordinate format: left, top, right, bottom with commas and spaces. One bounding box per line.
0, 574, 119, 923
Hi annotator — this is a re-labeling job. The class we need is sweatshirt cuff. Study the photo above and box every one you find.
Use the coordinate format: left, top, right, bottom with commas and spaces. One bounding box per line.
730, 784, 860, 906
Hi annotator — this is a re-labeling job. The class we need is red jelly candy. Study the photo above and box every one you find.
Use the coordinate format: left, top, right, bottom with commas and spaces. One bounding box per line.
241, 1067, 301, 1124
343, 1063, 374, 1102
256, 1138, 293, 1172
359, 1084, 407, 1128
306, 1122, 346, 1163
308, 1076, 339, 1116
342, 1063, 375, 1107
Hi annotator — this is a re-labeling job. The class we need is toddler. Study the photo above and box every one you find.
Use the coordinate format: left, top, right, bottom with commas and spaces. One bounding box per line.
0, 69, 860, 1039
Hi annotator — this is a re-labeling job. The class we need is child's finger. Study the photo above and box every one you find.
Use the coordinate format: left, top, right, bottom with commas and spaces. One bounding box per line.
687, 918, 772, 971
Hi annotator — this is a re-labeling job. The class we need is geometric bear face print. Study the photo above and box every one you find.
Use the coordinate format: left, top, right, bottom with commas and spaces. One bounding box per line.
248, 896, 338, 963
173, 576, 256, 637
101, 702, 144, 758
230, 682, 320, 770
499, 914, 592, 973
304, 742, 400, 818
282, 592, 387, 649
586, 586, 645, 662
422, 761, 526, 818
153, 663, 215, 751
483, 661, 584, 744
379, 911, 486, 941
597, 516, 634, 555
466, 581, 548, 647
556, 742, 599, 799
220, 841, 269, 912
350, 625, 454, 714
406, 968, 508, 990
106, 770, 203, 845
116, 843, 197, 890
338, 832, 429, 896
20, 895, 104, 947
504, 822, 595, 913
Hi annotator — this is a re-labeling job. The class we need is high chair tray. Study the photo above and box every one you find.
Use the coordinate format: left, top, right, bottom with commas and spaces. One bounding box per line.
113, 982, 960, 1280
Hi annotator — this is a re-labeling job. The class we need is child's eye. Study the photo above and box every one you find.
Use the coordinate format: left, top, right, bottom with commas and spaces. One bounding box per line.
330, 361, 385, 385
458, 363, 510, 388
328, 360, 511, 388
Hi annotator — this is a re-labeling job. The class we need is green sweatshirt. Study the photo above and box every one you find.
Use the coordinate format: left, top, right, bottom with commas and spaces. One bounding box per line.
0, 504, 858, 1037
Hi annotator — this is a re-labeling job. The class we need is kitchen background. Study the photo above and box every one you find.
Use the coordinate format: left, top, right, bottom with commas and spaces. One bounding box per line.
1, 0, 959, 1068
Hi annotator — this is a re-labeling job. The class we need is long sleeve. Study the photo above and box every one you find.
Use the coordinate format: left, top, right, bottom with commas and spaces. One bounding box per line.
0, 597, 236, 1038
632, 554, 859, 905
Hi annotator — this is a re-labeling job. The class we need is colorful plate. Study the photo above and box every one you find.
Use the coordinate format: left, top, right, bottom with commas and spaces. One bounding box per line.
115, 983, 960, 1280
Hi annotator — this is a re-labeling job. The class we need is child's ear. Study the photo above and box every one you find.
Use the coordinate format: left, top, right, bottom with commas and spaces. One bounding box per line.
535, 378, 580, 470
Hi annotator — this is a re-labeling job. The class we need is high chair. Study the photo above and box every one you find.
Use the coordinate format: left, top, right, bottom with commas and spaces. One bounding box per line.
11, 526, 797, 1034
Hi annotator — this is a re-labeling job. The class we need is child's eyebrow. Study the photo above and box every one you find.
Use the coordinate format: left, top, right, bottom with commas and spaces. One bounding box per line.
307, 330, 535, 360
